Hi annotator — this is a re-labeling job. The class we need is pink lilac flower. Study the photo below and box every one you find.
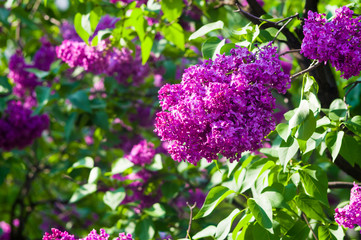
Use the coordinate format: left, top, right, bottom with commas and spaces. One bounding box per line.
335, 183, 361, 230
89, 78, 106, 100
125, 140, 155, 166
56, 40, 149, 85
42, 228, 76, 240
116, 233, 133, 240
301, 6, 361, 79
155, 43, 290, 164
0, 101, 49, 151
81, 229, 109, 240
0, 220, 19, 240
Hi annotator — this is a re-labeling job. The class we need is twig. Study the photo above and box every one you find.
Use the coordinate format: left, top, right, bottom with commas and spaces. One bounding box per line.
272, 17, 294, 42
275, 13, 299, 24
290, 61, 321, 79
279, 49, 301, 56
328, 181, 361, 189
302, 213, 318, 240
185, 202, 197, 239
235, 3, 275, 25
343, 80, 361, 103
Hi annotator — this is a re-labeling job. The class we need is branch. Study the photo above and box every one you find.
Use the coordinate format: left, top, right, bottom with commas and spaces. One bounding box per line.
328, 181, 361, 189
302, 213, 318, 240
279, 49, 301, 56
185, 202, 197, 239
290, 61, 321, 79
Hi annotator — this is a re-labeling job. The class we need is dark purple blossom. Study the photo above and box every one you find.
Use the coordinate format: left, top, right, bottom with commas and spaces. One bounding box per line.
155, 43, 290, 164
301, 6, 361, 79
0, 101, 49, 151
33, 38, 57, 71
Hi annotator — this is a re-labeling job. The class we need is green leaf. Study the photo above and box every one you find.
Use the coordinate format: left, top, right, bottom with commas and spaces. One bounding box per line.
261, 183, 285, 208
220, 43, 236, 55
35, 86, 51, 106
345, 115, 361, 137
193, 186, 235, 219
289, 100, 310, 129
329, 99, 347, 121
161, 181, 179, 199
294, 194, 326, 222
278, 137, 298, 170
276, 123, 290, 141
103, 187, 126, 211
161, 0, 184, 22
144, 203, 166, 218
325, 131, 344, 161
284, 183, 297, 202
248, 198, 273, 233
69, 183, 97, 203
215, 209, 242, 240
299, 167, 329, 206
89, 7, 102, 32
68, 90, 92, 113
189, 21, 224, 40
303, 74, 319, 95
162, 23, 185, 50
131, 8, 145, 41
93, 111, 109, 130
318, 226, 337, 240
74, 13, 90, 43
232, 213, 253, 240
134, 218, 155, 240
295, 110, 316, 141
283, 220, 310, 240
109, 158, 134, 175
201, 37, 222, 60
88, 167, 101, 184
68, 156, 94, 173
193, 225, 217, 239
339, 134, 361, 166
25, 68, 49, 78
65, 112, 77, 142
141, 33, 155, 64
240, 159, 268, 193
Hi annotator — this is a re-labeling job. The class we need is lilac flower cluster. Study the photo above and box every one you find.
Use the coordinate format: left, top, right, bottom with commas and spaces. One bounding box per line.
0, 220, 19, 240
0, 101, 49, 151
155, 44, 290, 164
335, 183, 361, 230
8, 39, 56, 108
301, 6, 361, 79
56, 40, 149, 85
125, 140, 155, 166
42, 228, 133, 240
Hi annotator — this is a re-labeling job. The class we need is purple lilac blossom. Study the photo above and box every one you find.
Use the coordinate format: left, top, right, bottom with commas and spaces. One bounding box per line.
42, 228, 133, 240
90, 15, 120, 42
33, 38, 57, 71
335, 183, 361, 230
110, 0, 147, 7
301, 6, 361, 79
0, 220, 19, 240
56, 40, 149, 85
125, 140, 155, 166
61, 21, 82, 42
0, 101, 49, 151
155, 43, 290, 164
8, 50, 40, 98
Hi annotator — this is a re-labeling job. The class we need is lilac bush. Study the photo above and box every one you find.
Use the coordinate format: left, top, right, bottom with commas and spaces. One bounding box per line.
155, 43, 290, 164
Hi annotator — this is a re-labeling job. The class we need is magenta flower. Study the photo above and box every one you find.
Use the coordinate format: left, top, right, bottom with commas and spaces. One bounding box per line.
125, 140, 155, 166
155, 43, 290, 164
335, 183, 361, 230
301, 6, 361, 79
